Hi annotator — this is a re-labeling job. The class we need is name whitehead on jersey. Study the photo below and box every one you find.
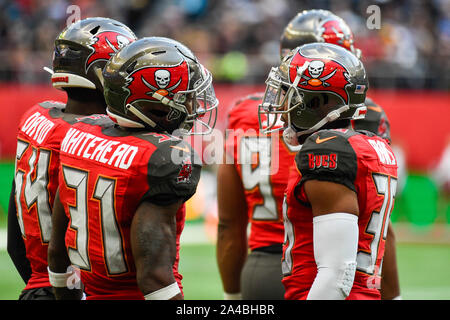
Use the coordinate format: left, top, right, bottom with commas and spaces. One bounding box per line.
61, 127, 138, 169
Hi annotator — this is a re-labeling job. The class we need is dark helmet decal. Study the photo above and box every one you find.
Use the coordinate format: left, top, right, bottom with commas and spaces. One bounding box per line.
290, 51, 351, 104
124, 61, 190, 106
317, 19, 354, 51
86, 31, 134, 71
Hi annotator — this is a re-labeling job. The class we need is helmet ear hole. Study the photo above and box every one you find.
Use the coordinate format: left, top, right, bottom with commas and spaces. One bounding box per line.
306, 93, 330, 109
309, 96, 321, 109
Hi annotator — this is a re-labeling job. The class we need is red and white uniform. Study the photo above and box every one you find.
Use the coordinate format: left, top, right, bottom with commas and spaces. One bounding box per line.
225, 94, 298, 250
58, 116, 199, 299
282, 128, 398, 300
14, 101, 73, 290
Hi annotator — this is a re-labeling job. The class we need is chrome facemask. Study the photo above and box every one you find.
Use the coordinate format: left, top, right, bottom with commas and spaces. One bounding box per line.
258, 61, 310, 134
175, 67, 218, 135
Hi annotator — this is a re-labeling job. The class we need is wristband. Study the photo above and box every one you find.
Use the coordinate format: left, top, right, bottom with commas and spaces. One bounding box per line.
144, 282, 180, 300
47, 267, 72, 288
224, 292, 242, 300
392, 295, 402, 300
48, 266, 81, 289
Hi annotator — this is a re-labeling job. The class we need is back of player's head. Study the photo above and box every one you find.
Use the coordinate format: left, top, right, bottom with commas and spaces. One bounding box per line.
103, 37, 218, 135
51, 17, 137, 94
280, 9, 361, 60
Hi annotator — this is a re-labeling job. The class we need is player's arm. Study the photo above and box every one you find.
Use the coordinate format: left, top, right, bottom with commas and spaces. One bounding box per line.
381, 221, 401, 299
303, 180, 359, 300
297, 132, 359, 300
6, 179, 32, 284
131, 141, 201, 300
131, 200, 184, 300
216, 163, 248, 300
47, 189, 83, 300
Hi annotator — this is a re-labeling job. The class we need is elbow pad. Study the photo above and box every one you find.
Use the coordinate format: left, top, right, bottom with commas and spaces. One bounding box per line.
307, 213, 359, 300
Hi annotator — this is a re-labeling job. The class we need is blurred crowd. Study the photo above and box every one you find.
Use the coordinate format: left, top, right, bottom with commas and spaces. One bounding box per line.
0, 0, 449, 88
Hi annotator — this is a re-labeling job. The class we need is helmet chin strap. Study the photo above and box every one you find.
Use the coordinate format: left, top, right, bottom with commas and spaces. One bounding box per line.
283, 126, 301, 146
283, 104, 350, 146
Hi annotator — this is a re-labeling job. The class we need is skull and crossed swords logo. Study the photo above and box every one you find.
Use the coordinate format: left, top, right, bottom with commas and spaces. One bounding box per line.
300, 60, 337, 87
105, 35, 131, 56
124, 63, 189, 107
141, 69, 183, 96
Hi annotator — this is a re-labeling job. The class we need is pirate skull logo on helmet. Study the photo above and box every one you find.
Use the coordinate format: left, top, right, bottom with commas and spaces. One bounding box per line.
308, 61, 325, 78
154, 69, 171, 89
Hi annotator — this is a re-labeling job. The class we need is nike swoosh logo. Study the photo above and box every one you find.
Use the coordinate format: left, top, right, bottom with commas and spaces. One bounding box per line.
315, 135, 337, 144
170, 145, 191, 153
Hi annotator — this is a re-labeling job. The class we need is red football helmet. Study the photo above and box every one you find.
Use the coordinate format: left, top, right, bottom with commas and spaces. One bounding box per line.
280, 9, 361, 59
259, 43, 368, 145
103, 37, 218, 135
51, 17, 137, 92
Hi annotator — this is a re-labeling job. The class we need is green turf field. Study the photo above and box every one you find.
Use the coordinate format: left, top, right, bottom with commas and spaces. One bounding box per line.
1, 242, 449, 300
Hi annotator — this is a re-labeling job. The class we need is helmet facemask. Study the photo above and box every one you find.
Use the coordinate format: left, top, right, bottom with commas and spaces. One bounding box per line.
258, 64, 307, 134
172, 66, 218, 135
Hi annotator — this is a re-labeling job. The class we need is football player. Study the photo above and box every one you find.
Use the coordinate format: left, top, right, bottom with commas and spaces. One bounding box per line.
217, 90, 295, 300
216, 39, 301, 301
352, 104, 401, 299
259, 42, 397, 300
7, 17, 136, 300
217, 9, 401, 300
216, 9, 356, 301
47, 37, 218, 300
283, 9, 401, 300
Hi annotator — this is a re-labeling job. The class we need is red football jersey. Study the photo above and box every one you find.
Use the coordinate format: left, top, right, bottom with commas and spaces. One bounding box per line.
14, 101, 73, 290
225, 93, 299, 250
282, 129, 398, 300
58, 116, 200, 300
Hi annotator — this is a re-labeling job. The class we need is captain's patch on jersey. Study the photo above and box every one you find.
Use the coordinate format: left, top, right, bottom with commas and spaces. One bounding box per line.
177, 156, 192, 183
307, 153, 338, 170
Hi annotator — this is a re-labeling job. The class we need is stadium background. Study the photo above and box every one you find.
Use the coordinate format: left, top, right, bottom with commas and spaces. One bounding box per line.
0, 0, 449, 300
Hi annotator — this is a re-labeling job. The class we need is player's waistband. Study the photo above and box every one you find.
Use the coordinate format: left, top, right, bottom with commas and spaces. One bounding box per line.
252, 243, 283, 254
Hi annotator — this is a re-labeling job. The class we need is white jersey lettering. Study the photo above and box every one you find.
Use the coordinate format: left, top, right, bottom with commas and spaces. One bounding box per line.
368, 139, 396, 165
21, 111, 55, 144
61, 128, 139, 169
